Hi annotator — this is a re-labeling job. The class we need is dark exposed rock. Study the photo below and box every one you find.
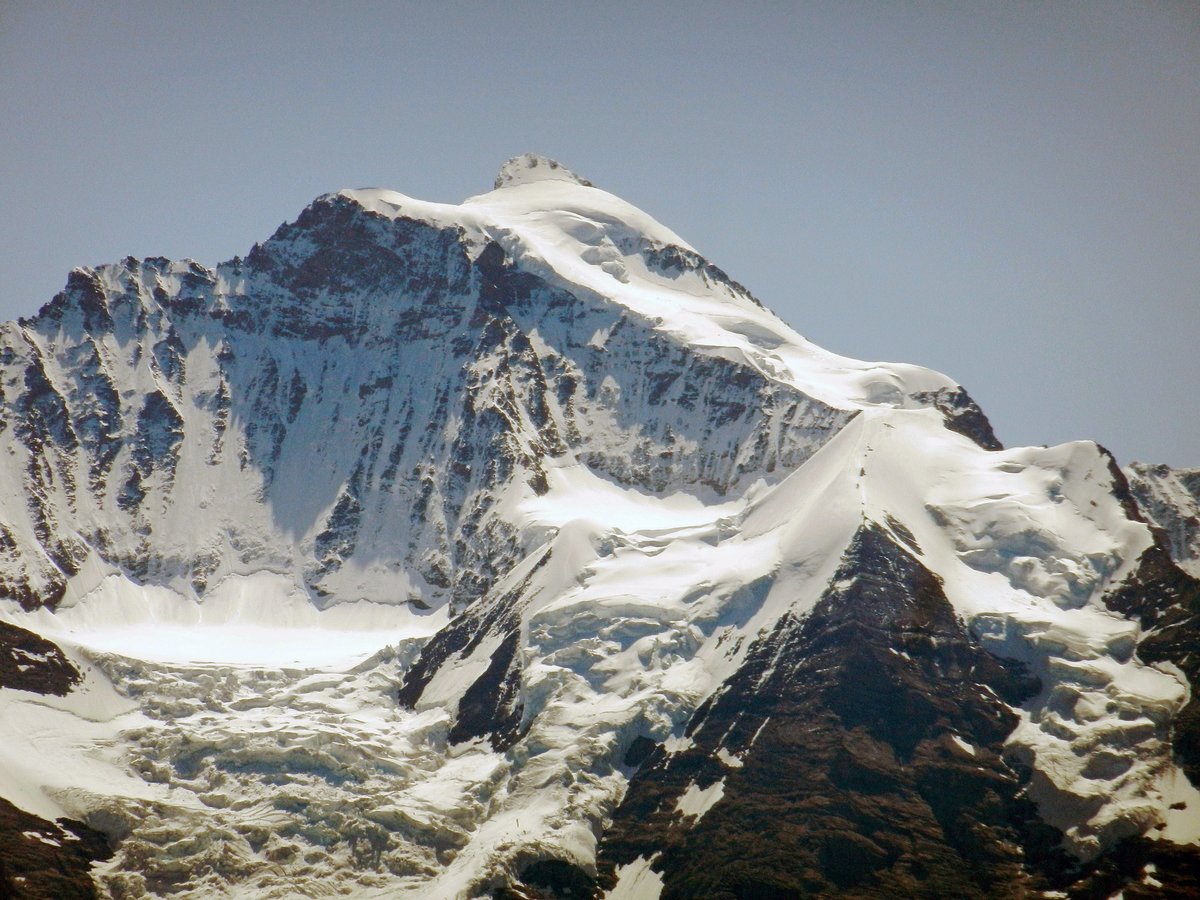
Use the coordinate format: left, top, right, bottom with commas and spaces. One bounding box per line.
0, 620, 80, 695
912, 387, 1002, 451
637, 241, 765, 310
449, 628, 524, 750
594, 522, 1200, 897
399, 550, 551, 750
1059, 837, 1200, 898
1126, 461, 1200, 576
493, 858, 598, 899
34, 269, 114, 337
151, 325, 186, 384
130, 390, 184, 477
0, 796, 112, 900
312, 484, 363, 573
622, 735, 658, 769
597, 524, 1054, 898
241, 198, 473, 342
1102, 454, 1200, 785
65, 338, 121, 487
1102, 542, 1200, 784
16, 351, 78, 454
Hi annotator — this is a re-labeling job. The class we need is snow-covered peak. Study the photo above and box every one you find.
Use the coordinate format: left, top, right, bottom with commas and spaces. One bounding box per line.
329, 159, 986, 425
493, 153, 592, 190
338, 159, 694, 256
3, 154, 1199, 898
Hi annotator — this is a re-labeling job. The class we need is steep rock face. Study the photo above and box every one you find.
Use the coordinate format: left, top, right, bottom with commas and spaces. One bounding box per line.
0, 796, 112, 900
1126, 463, 1200, 578
0, 192, 853, 615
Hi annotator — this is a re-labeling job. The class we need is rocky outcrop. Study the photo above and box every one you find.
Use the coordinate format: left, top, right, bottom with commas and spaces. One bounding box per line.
0, 797, 112, 900
0, 621, 79, 696
1126, 463, 1200, 577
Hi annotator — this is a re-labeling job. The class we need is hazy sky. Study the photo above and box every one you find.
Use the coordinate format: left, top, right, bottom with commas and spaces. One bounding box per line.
2, 1, 1197, 466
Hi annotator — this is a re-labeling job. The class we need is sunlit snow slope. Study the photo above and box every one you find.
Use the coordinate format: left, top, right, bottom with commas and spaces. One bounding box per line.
1, 154, 1198, 898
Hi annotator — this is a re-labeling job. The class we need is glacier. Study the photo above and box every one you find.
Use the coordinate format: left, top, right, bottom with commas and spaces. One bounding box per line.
0, 154, 1197, 898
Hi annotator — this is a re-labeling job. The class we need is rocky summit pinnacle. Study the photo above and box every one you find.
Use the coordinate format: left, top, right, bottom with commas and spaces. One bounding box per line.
493, 152, 593, 189
0, 158, 1197, 899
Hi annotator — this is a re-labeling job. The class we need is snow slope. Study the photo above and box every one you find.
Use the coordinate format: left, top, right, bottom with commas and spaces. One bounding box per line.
0, 155, 1197, 898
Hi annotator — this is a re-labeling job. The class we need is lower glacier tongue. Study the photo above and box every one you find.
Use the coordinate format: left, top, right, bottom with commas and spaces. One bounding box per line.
8, 571, 447, 669
0, 632, 493, 898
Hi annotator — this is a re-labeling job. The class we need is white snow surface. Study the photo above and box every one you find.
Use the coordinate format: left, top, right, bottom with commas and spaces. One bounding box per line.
6, 572, 446, 668
1, 158, 1196, 895
606, 854, 665, 900
675, 778, 726, 822
342, 169, 963, 413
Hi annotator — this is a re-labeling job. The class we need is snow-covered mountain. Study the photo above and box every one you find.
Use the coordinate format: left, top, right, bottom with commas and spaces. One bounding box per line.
1, 154, 1197, 898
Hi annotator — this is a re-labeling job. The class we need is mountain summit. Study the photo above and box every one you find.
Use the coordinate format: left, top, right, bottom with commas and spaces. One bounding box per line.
493, 153, 594, 189
1, 158, 1197, 898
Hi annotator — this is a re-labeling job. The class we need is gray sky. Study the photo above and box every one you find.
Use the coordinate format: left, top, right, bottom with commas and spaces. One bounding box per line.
2, 1, 1197, 466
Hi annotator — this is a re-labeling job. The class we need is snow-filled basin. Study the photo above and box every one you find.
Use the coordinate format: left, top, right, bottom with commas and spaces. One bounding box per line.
4, 571, 447, 668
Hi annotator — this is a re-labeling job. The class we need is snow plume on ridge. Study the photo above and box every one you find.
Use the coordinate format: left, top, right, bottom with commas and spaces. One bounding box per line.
0, 157, 1197, 898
